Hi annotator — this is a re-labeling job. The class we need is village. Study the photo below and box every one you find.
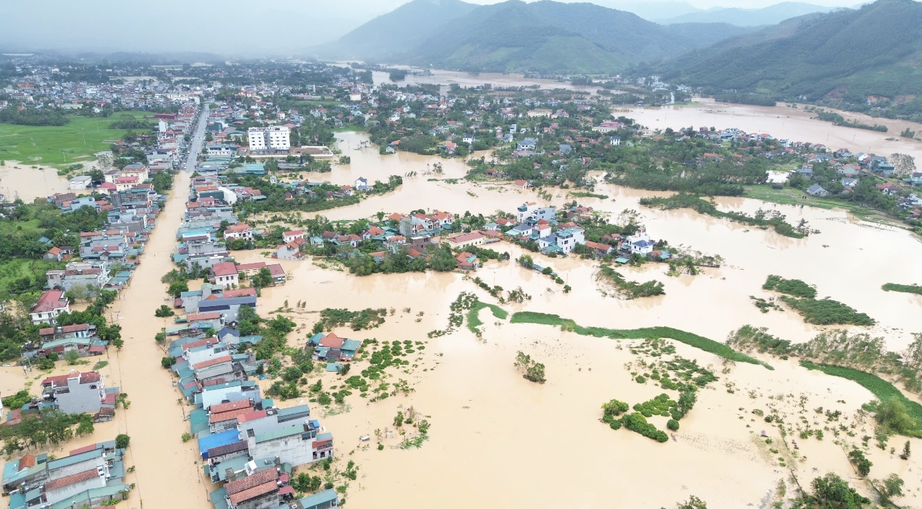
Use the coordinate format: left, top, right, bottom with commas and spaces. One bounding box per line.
1, 57, 922, 509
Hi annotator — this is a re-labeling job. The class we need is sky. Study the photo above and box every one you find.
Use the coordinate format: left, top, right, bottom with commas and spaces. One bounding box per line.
0, 0, 866, 57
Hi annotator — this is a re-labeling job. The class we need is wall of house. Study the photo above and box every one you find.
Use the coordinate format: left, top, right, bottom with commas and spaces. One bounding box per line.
250, 434, 315, 467
234, 490, 281, 509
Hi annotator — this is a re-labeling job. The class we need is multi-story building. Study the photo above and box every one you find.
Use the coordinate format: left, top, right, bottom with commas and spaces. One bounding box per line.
247, 126, 290, 152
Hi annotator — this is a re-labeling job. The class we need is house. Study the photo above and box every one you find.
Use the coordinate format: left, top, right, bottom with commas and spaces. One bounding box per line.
282, 229, 304, 243
41, 371, 109, 415
224, 223, 254, 241
455, 252, 478, 270
554, 227, 585, 254
513, 180, 529, 189
211, 262, 240, 289
625, 230, 655, 255
516, 202, 538, 223
516, 138, 537, 151
806, 183, 829, 198
43, 246, 67, 262
446, 232, 485, 249
610, 136, 621, 146
584, 241, 613, 256
224, 467, 280, 509
354, 177, 370, 192
30, 290, 70, 325
68, 175, 92, 190
307, 333, 362, 361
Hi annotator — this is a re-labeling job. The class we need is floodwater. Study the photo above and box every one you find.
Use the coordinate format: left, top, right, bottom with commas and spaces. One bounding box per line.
0, 162, 74, 202
371, 69, 601, 95
619, 98, 922, 164
231, 120, 922, 507
7, 98, 922, 509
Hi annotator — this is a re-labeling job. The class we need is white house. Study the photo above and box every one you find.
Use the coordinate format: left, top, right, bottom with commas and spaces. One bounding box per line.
626, 230, 655, 255
211, 262, 239, 289
224, 223, 254, 241
516, 202, 539, 223
283, 229, 305, 243
354, 177, 370, 192
68, 175, 92, 190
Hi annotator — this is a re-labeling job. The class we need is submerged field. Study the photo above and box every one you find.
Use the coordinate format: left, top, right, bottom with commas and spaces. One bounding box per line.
0, 111, 149, 166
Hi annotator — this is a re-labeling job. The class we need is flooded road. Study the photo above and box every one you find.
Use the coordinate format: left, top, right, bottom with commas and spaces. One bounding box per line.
99, 105, 209, 509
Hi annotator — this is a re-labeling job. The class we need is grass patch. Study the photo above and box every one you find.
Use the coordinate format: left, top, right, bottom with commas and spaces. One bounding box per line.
779, 296, 875, 326
466, 300, 508, 333
509, 311, 772, 369
570, 192, 609, 199
800, 361, 922, 436
882, 283, 922, 296
763, 275, 817, 298
0, 111, 150, 166
597, 265, 664, 299
0, 258, 64, 300
640, 193, 806, 238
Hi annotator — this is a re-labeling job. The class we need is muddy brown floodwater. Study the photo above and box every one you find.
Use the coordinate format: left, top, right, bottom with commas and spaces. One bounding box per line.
0, 163, 75, 202
226, 118, 922, 508
9, 98, 921, 509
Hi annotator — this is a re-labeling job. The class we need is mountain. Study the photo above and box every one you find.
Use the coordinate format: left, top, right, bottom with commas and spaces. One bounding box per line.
595, 1, 702, 21
323, 0, 755, 74
659, 0, 922, 101
657, 2, 839, 26
318, 0, 479, 61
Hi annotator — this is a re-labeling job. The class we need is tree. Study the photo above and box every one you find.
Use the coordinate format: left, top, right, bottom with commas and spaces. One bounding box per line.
154, 305, 175, 318
161, 356, 176, 369
602, 399, 629, 417
901, 440, 911, 460
116, 434, 130, 449
64, 350, 80, 365
809, 473, 870, 508
518, 254, 534, 269
848, 449, 872, 477
873, 399, 915, 435
674, 496, 707, 509
167, 280, 189, 297
874, 474, 904, 505
252, 267, 272, 288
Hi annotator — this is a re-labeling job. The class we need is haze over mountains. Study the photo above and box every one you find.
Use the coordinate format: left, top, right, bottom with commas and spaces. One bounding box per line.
658, 0, 922, 100
320, 0, 759, 72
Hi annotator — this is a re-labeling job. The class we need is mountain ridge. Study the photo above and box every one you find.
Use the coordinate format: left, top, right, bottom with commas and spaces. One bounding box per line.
320, 0, 755, 73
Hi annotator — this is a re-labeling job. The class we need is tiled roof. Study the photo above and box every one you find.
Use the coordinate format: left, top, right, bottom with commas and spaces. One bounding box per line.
229, 481, 278, 504
209, 400, 252, 414
225, 468, 278, 495
44, 468, 99, 491
193, 355, 232, 370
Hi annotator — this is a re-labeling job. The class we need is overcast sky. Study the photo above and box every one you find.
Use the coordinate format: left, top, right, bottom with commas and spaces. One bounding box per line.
0, 0, 865, 56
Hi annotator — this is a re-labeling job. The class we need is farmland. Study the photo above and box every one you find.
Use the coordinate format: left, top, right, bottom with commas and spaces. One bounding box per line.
0, 111, 150, 166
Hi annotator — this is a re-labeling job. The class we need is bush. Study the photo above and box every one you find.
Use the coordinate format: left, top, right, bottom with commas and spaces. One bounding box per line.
154, 305, 175, 318
763, 275, 817, 298
116, 434, 130, 449
667, 419, 680, 431
181, 432, 192, 442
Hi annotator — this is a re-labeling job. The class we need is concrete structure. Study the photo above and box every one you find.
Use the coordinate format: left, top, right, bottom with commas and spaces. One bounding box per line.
41, 371, 106, 414
247, 126, 290, 152
68, 175, 92, 190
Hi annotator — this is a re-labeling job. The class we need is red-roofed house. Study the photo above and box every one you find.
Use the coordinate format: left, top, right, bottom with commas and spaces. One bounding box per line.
30, 290, 70, 325
224, 223, 254, 241
283, 229, 304, 243
211, 262, 239, 289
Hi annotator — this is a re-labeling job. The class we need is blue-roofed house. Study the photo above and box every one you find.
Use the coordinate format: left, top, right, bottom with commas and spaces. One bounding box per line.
297, 489, 339, 509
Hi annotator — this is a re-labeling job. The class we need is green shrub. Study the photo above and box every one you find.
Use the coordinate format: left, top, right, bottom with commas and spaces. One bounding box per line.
667, 419, 680, 431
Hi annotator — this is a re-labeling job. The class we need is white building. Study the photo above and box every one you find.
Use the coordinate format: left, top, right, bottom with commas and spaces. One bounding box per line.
626, 230, 655, 255
247, 127, 267, 151
248, 126, 290, 152
69, 175, 92, 190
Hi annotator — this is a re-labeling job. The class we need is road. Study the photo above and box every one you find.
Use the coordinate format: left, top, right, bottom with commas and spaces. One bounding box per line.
185, 101, 211, 172
107, 102, 211, 508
